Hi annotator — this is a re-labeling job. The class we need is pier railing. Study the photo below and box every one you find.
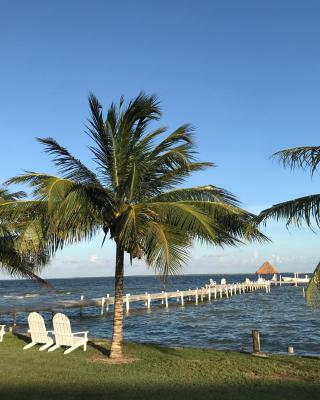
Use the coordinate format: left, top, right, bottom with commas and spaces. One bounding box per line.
0, 280, 271, 327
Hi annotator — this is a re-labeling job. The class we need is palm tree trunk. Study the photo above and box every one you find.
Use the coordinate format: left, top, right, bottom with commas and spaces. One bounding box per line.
110, 244, 124, 359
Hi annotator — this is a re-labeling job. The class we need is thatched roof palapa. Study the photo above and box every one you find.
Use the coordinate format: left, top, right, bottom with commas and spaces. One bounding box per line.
255, 261, 279, 275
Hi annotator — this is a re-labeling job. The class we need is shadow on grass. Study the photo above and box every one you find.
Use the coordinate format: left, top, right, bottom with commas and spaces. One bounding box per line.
13, 331, 30, 344
87, 340, 110, 356
1, 381, 320, 400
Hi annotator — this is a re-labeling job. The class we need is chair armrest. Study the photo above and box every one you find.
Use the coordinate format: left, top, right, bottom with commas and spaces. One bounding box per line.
73, 331, 89, 339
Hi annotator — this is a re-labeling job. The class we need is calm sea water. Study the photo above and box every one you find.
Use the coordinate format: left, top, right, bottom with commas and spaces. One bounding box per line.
1, 274, 319, 355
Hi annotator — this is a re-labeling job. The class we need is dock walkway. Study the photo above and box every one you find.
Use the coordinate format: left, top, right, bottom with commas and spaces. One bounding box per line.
0, 280, 271, 325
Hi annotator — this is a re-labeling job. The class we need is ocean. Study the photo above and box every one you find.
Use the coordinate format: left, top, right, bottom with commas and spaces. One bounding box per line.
1, 273, 319, 355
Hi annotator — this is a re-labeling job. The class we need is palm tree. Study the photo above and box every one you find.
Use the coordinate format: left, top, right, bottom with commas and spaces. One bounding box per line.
4, 93, 266, 358
258, 146, 320, 305
0, 188, 51, 286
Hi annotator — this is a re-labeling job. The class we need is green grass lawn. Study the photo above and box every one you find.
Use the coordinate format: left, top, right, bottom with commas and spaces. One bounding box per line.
1, 333, 320, 400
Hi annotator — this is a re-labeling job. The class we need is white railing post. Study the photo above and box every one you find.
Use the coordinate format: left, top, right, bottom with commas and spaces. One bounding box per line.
126, 293, 130, 313
101, 297, 105, 316
147, 293, 151, 309
106, 293, 110, 312
165, 292, 168, 308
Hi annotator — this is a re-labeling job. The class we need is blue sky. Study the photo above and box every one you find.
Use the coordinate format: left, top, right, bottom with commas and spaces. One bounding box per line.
1, 0, 319, 278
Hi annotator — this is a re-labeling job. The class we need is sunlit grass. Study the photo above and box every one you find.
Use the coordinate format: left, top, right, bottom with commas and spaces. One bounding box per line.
1, 333, 320, 400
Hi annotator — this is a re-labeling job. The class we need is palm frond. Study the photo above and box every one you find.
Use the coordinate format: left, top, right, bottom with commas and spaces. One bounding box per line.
258, 194, 320, 228
273, 146, 320, 176
152, 185, 239, 206
37, 138, 100, 185
306, 261, 320, 307
144, 222, 190, 279
0, 188, 26, 201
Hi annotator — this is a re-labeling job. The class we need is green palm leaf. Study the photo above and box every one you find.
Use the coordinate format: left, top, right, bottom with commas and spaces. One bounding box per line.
274, 146, 320, 176
259, 145, 320, 307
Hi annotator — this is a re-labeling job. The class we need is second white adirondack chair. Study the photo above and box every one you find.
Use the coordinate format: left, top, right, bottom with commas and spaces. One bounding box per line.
0, 325, 5, 342
24, 312, 54, 351
49, 313, 88, 354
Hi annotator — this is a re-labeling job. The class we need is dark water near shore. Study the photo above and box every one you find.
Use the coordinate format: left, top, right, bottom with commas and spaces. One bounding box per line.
1, 274, 319, 355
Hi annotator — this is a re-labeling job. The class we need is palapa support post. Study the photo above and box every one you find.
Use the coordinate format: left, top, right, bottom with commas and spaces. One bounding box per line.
101, 297, 105, 316
126, 293, 130, 313
252, 330, 261, 353
165, 292, 168, 308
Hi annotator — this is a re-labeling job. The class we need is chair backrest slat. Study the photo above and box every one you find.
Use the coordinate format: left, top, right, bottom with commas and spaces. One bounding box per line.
53, 313, 73, 346
28, 312, 49, 344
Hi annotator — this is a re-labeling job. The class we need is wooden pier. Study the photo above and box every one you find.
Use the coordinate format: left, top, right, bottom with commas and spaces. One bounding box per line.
0, 280, 271, 325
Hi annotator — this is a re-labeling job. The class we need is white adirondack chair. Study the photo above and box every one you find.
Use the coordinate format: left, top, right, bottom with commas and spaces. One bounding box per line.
0, 325, 5, 342
49, 313, 88, 354
24, 312, 54, 351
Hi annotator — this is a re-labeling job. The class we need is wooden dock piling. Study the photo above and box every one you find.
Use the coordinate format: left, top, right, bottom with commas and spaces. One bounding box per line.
252, 330, 261, 353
